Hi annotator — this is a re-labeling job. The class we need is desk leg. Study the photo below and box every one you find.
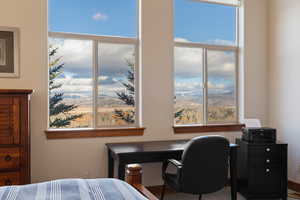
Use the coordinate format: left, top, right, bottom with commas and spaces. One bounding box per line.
230, 147, 237, 200
118, 162, 126, 180
108, 150, 114, 178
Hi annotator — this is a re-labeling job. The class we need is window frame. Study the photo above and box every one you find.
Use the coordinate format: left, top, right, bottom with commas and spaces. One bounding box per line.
174, 2, 240, 127
48, 32, 140, 130
191, 0, 241, 7
47, 0, 141, 130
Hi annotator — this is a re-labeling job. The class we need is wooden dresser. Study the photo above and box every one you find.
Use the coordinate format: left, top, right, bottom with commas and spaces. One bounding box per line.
0, 89, 33, 186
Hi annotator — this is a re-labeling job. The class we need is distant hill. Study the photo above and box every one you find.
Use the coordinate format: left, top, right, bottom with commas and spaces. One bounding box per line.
62, 95, 127, 107
176, 93, 235, 106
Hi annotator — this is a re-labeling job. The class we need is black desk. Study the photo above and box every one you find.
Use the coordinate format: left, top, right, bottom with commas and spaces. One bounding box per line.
106, 139, 238, 200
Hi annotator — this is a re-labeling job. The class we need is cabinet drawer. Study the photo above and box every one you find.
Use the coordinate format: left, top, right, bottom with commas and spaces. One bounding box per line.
249, 145, 282, 158
249, 156, 282, 167
0, 172, 20, 186
0, 148, 20, 169
249, 165, 282, 194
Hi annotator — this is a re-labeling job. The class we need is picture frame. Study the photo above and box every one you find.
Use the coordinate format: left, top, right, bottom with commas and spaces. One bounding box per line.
0, 27, 20, 78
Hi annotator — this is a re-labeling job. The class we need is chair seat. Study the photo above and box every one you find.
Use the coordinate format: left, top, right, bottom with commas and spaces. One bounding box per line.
163, 173, 180, 191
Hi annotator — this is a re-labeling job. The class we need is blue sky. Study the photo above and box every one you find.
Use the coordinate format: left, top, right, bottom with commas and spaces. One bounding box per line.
49, 0, 236, 102
49, 0, 236, 43
175, 0, 236, 44
49, 0, 137, 37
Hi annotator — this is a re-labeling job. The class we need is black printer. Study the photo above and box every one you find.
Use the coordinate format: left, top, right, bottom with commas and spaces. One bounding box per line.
242, 127, 276, 143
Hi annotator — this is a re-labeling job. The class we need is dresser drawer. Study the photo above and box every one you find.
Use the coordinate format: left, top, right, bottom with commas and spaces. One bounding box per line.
0, 97, 21, 145
0, 148, 20, 169
0, 172, 20, 186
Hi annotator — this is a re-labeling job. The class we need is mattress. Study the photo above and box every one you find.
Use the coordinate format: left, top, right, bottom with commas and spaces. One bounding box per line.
0, 178, 148, 200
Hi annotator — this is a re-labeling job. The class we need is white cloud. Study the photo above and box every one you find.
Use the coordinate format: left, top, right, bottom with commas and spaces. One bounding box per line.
49, 36, 236, 97
174, 39, 236, 79
207, 81, 225, 89
174, 47, 203, 78
56, 78, 92, 96
99, 43, 135, 75
174, 37, 191, 43
57, 77, 92, 86
175, 81, 202, 90
49, 38, 135, 80
175, 81, 225, 94
98, 76, 109, 81
206, 50, 235, 77
55, 76, 129, 98
175, 37, 235, 46
51, 36, 235, 81
50, 38, 134, 72
50, 38, 93, 71
208, 39, 235, 46
92, 12, 108, 21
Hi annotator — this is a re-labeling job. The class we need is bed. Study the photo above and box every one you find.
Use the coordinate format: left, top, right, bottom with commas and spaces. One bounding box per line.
0, 164, 158, 200
0, 178, 148, 200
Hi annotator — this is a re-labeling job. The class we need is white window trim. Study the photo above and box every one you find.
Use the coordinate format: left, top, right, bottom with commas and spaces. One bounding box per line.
49, 32, 140, 129
174, 5, 240, 126
190, 0, 241, 7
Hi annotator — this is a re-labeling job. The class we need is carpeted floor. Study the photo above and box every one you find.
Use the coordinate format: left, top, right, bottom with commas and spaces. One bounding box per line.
163, 187, 296, 200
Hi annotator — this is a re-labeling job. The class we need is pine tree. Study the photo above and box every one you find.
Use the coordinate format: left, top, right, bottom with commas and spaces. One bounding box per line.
174, 98, 184, 124
49, 45, 83, 128
113, 56, 184, 124
113, 58, 135, 124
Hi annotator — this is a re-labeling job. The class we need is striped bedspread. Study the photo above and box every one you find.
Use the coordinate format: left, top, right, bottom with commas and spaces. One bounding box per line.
0, 178, 148, 200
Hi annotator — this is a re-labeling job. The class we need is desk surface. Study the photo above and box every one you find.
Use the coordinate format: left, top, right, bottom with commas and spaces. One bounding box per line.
106, 139, 238, 155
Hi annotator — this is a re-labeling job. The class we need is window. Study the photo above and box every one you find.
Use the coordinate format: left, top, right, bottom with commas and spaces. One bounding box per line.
174, 0, 239, 126
97, 43, 137, 127
174, 47, 204, 125
48, 0, 139, 129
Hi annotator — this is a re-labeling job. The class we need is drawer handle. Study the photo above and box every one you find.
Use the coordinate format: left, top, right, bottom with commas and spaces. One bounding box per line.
266, 168, 270, 173
266, 159, 270, 163
4, 155, 12, 162
4, 179, 12, 185
266, 148, 271, 152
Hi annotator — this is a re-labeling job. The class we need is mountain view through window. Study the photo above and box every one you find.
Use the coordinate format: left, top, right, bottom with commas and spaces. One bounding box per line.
48, 0, 137, 128
174, 0, 238, 125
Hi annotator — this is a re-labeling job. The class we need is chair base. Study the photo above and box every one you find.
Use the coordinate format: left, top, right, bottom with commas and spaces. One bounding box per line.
160, 182, 166, 200
160, 182, 203, 200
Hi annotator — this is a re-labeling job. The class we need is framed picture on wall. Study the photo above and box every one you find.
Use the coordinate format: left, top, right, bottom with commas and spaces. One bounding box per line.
0, 27, 19, 78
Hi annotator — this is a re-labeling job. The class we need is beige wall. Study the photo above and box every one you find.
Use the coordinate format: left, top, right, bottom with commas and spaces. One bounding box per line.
268, 0, 300, 183
243, 0, 269, 125
0, 0, 269, 185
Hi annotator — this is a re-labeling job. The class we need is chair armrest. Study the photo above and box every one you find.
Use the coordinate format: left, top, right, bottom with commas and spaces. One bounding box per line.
168, 159, 183, 167
162, 159, 183, 173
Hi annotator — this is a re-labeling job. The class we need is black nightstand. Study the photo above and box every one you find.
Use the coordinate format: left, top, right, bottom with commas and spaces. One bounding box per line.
236, 139, 288, 200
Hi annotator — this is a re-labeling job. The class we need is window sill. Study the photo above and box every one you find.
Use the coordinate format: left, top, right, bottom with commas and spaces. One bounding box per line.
45, 127, 145, 139
173, 124, 245, 134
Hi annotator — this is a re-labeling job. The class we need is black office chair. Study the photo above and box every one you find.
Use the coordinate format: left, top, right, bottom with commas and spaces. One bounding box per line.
161, 135, 230, 200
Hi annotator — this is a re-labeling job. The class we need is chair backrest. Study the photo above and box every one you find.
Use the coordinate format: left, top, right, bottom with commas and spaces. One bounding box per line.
180, 135, 230, 194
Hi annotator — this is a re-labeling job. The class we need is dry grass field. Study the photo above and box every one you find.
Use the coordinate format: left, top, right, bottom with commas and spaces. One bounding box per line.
65, 106, 236, 128
50, 101, 236, 128
175, 104, 236, 125
64, 106, 134, 128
